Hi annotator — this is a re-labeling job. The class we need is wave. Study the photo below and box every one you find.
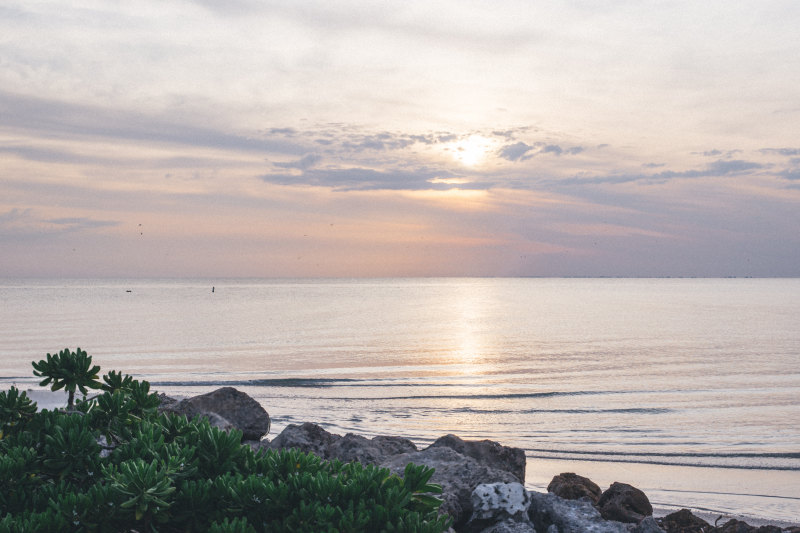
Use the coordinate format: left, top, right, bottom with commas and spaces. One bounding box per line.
526, 448, 800, 471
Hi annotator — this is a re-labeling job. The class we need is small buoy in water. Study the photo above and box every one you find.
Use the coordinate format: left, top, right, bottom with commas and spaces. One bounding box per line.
212, 286, 215, 293
126, 290, 132, 293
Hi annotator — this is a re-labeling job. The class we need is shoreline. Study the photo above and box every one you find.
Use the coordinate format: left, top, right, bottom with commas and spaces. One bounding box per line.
25, 389, 798, 529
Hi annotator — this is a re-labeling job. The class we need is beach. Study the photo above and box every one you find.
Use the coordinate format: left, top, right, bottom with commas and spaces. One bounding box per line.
2, 278, 799, 523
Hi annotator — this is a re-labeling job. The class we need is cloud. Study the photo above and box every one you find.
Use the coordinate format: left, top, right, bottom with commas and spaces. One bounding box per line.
498, 142, 584, 162
273, 154, 323, 170
759, 148, 800, 156
498, 142, 534, 161
260, 166, 490, 191
556, 159, 765, 186
0, 208, 118, 238
0, 90, 307, 156
780, 169, 800, 181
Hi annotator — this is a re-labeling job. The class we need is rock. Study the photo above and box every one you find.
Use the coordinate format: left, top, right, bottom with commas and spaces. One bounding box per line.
161, 387, 270, 441
464, 482, 533, 533
714, 519, 783, 533
328, 433, 418, 464
528, 491, 630, 533
381, 445, 521, 529
430, 434, 527, 484
656, 509, 710, 533
477, 518, 538, 533
596, 482, 653, 524
547, 473, 603, 504
268, 422, 338, 458
632, 516, 665, 533
268, 423, 417, 464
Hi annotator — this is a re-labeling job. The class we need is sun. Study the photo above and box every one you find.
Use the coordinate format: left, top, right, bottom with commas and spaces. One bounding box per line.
449, 135, 496, 167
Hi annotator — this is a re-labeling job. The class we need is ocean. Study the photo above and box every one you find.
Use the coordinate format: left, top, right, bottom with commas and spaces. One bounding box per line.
1, 278, 798, 524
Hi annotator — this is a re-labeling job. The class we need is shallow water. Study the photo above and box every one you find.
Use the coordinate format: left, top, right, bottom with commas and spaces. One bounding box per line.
1, 278, 798, 522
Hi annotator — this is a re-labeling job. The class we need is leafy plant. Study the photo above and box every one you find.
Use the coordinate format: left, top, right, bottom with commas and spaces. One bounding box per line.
2, 352, 452, 532
0, 386, 37, 437
32, 348, 102, 409
106, 458, 176, 530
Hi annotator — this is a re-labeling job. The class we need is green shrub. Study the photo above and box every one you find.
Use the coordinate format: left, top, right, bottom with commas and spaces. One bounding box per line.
0, 350, 451, 532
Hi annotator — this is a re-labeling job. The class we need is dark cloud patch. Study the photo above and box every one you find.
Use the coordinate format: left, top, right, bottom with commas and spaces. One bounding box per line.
0, 90, 307, 156
780, 169, 800, 181
45, 217, 119, 231
499, 142, 584, 162
707, 159, 763, 175
498, 142, 534, 161
273, 154, 322, 170
261, 167, 492, 191
556, 159, 765, 186
760, 148, 800, 156
643, 163, 665, 168
0, 144, 105, 165
268, 127, 298, 136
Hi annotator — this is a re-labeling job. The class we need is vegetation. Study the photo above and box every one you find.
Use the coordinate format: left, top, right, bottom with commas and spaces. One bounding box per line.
0, 349, 450, 532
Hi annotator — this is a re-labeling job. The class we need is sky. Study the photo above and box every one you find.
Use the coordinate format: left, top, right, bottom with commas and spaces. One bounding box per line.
2, 1, 800, 278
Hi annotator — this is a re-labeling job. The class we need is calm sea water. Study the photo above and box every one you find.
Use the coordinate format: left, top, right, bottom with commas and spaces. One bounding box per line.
1, 278, 798, 523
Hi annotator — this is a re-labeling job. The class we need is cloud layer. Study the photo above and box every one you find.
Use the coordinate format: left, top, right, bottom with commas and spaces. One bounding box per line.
2, 1, 800, 277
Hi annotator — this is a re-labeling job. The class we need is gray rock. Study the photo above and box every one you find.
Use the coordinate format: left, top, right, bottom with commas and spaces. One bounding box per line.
529, 491, 630, 533
430, 434, 527, 484
268, 423, 418, 464
329, 432, 418, 464
268, 422, 338, 458
161, 387, 270, 441
464, 483, 533, 533
381, 446, 520, 529
547, 472, 602, 504
596, 482, 653, 524
478, 518, 538, 533
630, 516, 665, 533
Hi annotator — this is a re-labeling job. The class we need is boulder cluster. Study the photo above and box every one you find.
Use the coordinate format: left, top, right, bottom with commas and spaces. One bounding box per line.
159, 388, 799, 533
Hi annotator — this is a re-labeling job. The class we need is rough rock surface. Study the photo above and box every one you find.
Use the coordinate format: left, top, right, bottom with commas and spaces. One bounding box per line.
547, 472, 603, 504
267, 422, 338, 457
656, 509, 711, 532
596, 482, 654, 524
464, 483, 533, 533
267, 423, 418, 464
160, 387, 271, 441
382, 445, 521, 529
528, 491, 631, 533
430, 434, 527, 483
477, 519, 537, 533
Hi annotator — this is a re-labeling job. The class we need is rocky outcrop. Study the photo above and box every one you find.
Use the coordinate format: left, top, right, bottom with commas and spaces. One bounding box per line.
596, 482, 654, 523
548, 472, 603, 504
382, 444, 521, 528
159, 387, 271, 441
268, 423, 525, 529
430, 434, 527, 484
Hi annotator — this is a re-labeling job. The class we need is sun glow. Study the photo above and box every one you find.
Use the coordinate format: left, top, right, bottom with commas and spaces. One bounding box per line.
449, 135, 496, 167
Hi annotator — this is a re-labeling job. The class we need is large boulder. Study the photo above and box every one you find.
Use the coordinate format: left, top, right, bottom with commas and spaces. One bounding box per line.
528, 491, 630, 533
161, 387, 270, 441
464, 483, 534, 533
430, 434, 527, 484
329, 433, 418, 464
547, 472, 603, 504
596, 482, 653, 524
268, 423, 417, 464
268, 422, 338, 457
381, 445, 521, 529
656, 509, 710, 533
